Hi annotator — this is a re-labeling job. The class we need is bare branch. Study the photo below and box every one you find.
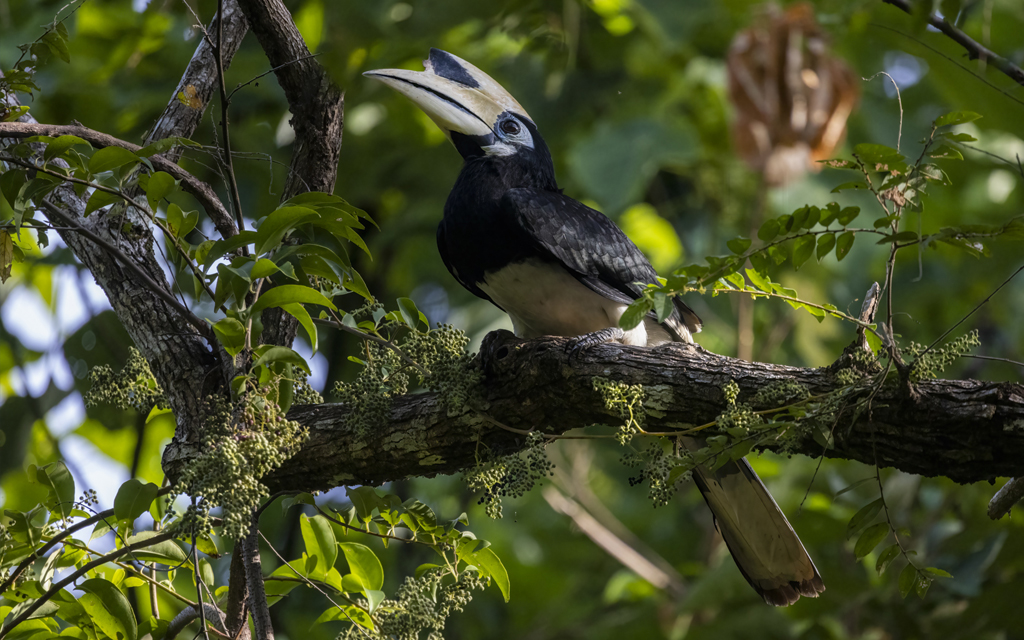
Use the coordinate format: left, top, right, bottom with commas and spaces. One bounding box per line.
0, 531, 176, 639
0, 121, 236, 239
881, 0, 1024, 88
988, 477, 1024, 519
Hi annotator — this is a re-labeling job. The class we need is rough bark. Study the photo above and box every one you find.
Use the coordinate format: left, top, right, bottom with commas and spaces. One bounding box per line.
160, 330, 1024, 490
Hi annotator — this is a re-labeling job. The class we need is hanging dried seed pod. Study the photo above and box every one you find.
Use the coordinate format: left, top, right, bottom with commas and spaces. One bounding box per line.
728, 3, 860, 186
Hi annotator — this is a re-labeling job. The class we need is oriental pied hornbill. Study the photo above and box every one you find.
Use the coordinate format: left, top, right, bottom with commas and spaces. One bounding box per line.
365, 49, 824, 606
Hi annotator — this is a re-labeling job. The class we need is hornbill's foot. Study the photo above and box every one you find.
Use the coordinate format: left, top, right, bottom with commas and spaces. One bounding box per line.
566, 327, 625, 363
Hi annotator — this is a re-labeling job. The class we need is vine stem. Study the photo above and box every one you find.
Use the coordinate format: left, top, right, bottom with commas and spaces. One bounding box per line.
256, 531, 374, 638
0, 531, 176, 639
214, 0, 246, 247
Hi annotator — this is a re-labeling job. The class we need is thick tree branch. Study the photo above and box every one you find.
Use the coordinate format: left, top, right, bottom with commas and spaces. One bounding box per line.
0, 121, 236, 239
881, 0, 1024, 87
161, 330, 1024, 490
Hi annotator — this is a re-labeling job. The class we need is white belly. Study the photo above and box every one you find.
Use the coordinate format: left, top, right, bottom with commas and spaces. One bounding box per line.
477, 259, 660, 346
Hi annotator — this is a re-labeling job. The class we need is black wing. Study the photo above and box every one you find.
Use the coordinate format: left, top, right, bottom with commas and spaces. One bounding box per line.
501, 188, 702, 337
436, 220, 501, 309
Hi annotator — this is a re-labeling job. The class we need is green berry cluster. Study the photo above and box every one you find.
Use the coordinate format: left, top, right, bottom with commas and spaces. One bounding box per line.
402, 324, 480, 413
171, 390, 309, 539
333, 324, 479, 434
716, 380, 764, 439
84, 347, 168, 413
751, 380, 810, 408
463, 431, 554, 519
905, 330, 980, 383
338, 567, 488, 640
622, 442, 693, 507
292, 369, 324, 405
333, 341, 408, 435
592, 377, 646, 445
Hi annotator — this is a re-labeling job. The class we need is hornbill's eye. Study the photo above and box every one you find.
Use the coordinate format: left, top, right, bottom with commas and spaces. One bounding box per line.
499, 119, 521, 136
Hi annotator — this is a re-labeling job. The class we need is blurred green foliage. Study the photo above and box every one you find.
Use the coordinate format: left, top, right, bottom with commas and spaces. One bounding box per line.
2, 0, 1024, 638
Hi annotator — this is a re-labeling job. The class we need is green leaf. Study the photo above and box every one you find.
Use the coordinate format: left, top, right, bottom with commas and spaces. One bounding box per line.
467, 547, 510, 602
924, 566, 952, 578
347, 486, 380, 521
831, 181, 867, 193
835, 231, 855, 261
928, 144, 963, 161
339, 542, 384, 591
744, 268, 771, 293
301, 514, 338, 579
898, 564, 917, 598
855, 522, 891, 559
619, 297, 653, 330
933, 110, 982, 127
250, 258, 281, 280
836, 206, 861, 226
757, 219, 780, 242
78, 578, 138, 640
876, 543, 902, 575
791, 235, 816, 270
41, 30, 70, 63
251, 284, 337, 314
43, 135, 89, 164
312, 605, 374, 630
834, 477, 874, 500
114, 479, 159, 524
137, 136, 200, 158
816, 233, 836, 261
84, 189, 121, 217
726, 237, 751, 254
89, 146, 140, 175
854, 143, 904, 166
124, 532, 188, 566
34, 461, 75, 519
203, 230, 258, 270
144, 171, 176, 209
254, 206, 320, 257
280, 303, 318, 353
212, 318, 246, 358
652, 290, 673, 322
397, 297, 424, 329
166, 203, 198, 238
877, 231, 919, 245
195, 558, 215, 590
847, 498, 883, 539
251, 345, 310, 374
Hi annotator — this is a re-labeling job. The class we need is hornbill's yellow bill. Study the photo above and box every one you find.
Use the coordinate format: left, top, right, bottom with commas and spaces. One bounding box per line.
364, 49, 534, 157
364, 49, 824, 607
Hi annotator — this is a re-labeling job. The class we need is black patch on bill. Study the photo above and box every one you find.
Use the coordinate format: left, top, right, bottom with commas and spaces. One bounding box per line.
429, 48, 479, 88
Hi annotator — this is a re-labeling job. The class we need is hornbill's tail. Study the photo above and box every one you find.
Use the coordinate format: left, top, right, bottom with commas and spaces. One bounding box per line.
685, 437, 825, 606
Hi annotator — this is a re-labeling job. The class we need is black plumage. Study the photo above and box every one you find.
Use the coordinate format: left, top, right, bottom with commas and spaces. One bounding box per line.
365, 49, 824, 606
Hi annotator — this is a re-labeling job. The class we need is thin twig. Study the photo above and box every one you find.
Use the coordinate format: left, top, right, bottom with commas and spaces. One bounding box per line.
257, 531, 373, 639
3, 154, 221, 307
0, 531, 176, 639
214, 0, 247, 246
39, 201, 214, 341
313, 316, 430, 376
962, 354, 1024, 369
880, 0, 1024, 88
870, 23, 1024, 108
919, 262, 1024, 358
0, 121, 237, 237
228, 54, 322, 100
